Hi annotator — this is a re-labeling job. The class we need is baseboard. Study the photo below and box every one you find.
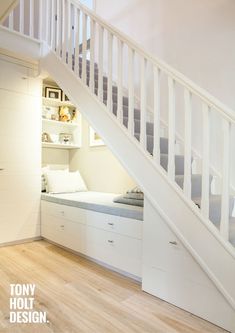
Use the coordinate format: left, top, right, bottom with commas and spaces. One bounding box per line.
43, 237, 142, 283
0, 236, 42, 248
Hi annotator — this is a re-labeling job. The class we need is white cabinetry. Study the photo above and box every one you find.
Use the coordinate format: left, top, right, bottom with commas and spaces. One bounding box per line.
0, 56, 41, 244
41, 201, 142, 278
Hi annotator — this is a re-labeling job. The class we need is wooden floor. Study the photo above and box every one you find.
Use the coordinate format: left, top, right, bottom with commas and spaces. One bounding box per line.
0, 241, 227, 333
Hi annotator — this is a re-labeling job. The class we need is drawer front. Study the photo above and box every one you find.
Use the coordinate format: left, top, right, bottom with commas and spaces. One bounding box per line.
86, 210, 142, 240
41, 201, 86, 225
41, 213, 85, 253
85, 226, 142, 277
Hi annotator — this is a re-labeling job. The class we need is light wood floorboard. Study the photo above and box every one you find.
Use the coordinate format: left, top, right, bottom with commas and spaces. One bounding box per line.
0, 240, 228, 333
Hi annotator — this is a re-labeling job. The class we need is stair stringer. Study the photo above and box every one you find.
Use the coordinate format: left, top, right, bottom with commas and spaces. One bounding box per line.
40, 48, 235, 315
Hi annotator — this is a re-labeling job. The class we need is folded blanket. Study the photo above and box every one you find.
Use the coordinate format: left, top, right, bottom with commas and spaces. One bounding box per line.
124, 192, 144, 200
127, 186, 143, 194
113, 195, 144, 207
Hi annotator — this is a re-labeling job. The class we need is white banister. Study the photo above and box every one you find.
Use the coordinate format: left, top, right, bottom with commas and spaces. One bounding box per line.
183, 89, 192, 199
89, 19, 95, 92
19, 0, 24, 34
38, 0, 43, 40
8, 11, 14, 31
82, 12, 87, 83
29, 0, 34, 38
74, 7, 80, 77
153, 66, 161, 164
98, 25, 104, 102
168, 76, 176, 181
117, 39, 123, 122
220, 119, 231, 240
62, 0, 67, 63
128, 47, 134, 134
56, 0, 61, 56
45, 0, 50, 45
51, 0, 56, 50
140, 57, 147, 149
107, 31, 113, 111
201, 104, 211, 219
67, 1, 73, 69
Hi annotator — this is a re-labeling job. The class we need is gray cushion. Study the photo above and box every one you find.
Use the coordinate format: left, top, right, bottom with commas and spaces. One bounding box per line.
124, 192, 144, 200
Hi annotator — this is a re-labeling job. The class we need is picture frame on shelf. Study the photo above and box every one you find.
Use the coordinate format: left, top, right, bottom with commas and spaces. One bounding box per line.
45, 87, 62, 100
89, 127, 105, 147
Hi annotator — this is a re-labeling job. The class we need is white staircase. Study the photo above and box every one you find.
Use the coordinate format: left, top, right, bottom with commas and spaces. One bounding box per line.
1, 1, 235, 331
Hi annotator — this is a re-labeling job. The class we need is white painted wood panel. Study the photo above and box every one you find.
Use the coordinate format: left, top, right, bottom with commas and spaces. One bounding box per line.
0, 57, 41, 244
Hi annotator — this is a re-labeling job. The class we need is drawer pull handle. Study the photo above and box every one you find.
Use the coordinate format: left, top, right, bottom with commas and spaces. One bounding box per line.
0, 168, 4, 171
169, 241, 177, 245
60, 211, 65, 215
108, 223, 114, 226
108, 240, 114, 244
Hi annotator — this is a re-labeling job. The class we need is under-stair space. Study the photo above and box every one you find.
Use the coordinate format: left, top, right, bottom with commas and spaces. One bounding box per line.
1, 0, 235, 332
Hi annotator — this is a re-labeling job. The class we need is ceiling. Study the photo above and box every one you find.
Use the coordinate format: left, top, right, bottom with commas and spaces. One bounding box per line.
0, 0, 18, 23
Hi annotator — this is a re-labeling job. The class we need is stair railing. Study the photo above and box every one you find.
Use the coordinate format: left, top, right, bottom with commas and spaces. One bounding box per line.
2, 0, 235, 246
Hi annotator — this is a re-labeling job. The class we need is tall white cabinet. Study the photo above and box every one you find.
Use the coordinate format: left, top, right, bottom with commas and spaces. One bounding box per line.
0, 53, 41, 244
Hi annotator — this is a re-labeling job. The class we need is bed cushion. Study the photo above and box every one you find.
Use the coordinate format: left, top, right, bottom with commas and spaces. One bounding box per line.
41, 192, 143, 221
45, 170, 87, 194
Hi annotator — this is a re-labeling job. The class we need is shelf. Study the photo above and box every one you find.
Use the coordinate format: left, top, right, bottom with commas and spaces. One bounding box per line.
42, 97, 75, 108
42, 118, 78, 128
42, 142, 80, 149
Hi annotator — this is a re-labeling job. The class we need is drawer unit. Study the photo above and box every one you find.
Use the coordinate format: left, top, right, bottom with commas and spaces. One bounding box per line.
41, 201, 143, 278
41, 201, 86, 224
85, 226, 142, 277
41, 213, 85, 253
86, 210, 142, 239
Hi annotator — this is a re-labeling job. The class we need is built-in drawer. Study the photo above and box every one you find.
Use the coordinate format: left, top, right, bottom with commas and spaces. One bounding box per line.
41, 201, 86, 224
41, 213, 85, 253
85, 226, 142, 277
86, 210, 142, 240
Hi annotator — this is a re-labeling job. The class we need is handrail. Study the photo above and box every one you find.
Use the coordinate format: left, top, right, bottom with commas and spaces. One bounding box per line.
72, 0, 235, 124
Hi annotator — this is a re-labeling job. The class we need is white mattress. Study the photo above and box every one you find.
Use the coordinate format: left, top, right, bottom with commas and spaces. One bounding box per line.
41, 191, 143, 221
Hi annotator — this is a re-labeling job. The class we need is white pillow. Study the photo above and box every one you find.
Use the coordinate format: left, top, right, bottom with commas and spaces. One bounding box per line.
45, 170, 87, 194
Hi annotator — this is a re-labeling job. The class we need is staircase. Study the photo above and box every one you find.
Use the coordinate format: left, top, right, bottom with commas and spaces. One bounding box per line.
1, 0, 235, 331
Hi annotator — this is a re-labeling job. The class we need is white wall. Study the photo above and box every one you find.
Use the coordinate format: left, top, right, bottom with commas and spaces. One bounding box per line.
95, 0, 235, 110
69, 116, 136, 193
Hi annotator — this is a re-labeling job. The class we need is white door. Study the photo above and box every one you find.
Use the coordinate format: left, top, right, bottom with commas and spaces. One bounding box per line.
0, 55, 41, 244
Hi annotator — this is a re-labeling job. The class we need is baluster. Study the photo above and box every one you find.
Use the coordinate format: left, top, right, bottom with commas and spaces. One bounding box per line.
128, 47, 134, 134
220, 119, 231, 240
45, 0, 50, 45
82, 12, 88, 84
74, 8, 80, 77
29, 0, 34, 38
117, 39, 123, 122
98, 25, 104, 102
19, 0, 24, 34
168, 76, 176, 181
107, 32, 113, 111
56, 0, 61, 56
201, 103, 210, 219
62, 0, 67, 63
140, 57, 147, 148
153, 66, 161, 163
67, 1, 72, 69
8, 11, 14, 31
38, 0, 43, 40
183, 88, 192, 198
51, 0, 55, 50
89, 19, 95, 92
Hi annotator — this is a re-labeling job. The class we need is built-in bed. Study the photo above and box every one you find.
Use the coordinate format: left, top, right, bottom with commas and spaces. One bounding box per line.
41, 192, 143, 279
